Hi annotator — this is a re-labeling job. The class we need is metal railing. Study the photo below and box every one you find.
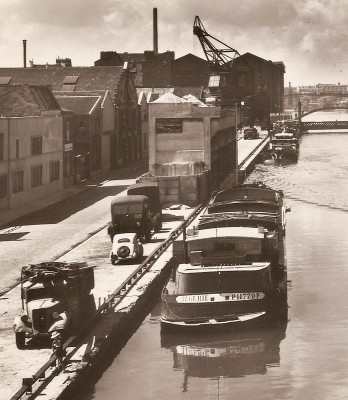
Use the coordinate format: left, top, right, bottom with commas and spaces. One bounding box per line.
10, 203, 205, 400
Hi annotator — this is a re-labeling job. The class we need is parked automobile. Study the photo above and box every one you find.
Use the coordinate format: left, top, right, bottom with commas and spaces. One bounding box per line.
107, 195, 152, 242
243, 127, 259, 140
110, 233, 144, 264
127, 182, 162, 232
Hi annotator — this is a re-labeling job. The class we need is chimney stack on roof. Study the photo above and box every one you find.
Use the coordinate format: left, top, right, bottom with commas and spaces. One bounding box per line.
153, 8, 158, 55
23, 39, 27, 68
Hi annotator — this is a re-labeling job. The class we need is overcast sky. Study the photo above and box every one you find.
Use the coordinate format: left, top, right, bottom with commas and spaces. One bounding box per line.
1, 0, 347, 87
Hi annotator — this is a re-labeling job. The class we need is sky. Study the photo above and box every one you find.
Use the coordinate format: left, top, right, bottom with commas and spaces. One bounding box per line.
1, 0, 348, 87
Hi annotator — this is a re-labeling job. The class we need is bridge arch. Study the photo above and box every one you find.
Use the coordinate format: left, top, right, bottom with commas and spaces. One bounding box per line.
301, 106, 348, 118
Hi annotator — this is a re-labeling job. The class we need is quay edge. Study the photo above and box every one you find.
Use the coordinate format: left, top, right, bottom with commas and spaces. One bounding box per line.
238, 135, 270, 182
7, 134, 269, 400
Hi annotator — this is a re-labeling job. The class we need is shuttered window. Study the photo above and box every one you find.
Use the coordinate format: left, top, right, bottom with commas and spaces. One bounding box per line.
31, 165, 43, 187
12, 170, 24, 193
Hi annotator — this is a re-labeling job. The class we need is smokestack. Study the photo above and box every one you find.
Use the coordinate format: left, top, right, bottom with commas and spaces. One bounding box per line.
153, 8, 158, 55
23, 40, 27, 68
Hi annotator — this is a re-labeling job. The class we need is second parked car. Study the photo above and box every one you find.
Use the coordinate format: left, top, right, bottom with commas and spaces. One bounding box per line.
110, 233, 144, 264
243, 127, 259, 140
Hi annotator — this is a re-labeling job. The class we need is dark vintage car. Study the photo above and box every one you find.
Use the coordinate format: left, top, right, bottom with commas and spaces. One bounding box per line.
107, 195, 152, 242
127, 182, 162, 232
243, 127, 259, 140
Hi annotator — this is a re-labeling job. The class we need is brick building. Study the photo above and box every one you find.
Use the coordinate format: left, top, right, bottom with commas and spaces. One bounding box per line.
233, 53, 285, 116
94, 50, 175, 88
172, 53, 209, 87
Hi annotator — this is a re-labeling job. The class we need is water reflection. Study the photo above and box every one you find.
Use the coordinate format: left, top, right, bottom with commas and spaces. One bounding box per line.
86, 131, 348, 400
161, 321, 287, 380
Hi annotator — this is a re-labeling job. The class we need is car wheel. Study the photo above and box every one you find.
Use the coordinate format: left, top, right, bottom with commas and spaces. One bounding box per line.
15, 332, 26, 349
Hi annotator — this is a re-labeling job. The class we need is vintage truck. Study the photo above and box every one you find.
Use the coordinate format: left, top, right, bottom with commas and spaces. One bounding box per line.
13, 261, 95, 349
127, 182, 162, 232
107, 183, 163, 243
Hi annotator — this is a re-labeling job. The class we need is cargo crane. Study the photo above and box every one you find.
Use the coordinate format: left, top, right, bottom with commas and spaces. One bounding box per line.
193, 16, 253, 108
193, 16, 268, 126
193, 15, 242, 72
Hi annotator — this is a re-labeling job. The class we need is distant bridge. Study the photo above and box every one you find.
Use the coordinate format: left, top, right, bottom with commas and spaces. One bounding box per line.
299, 106, 348, 131
284, 92, 348, 98
301, 121, 348, 130
301, 106, 348, 118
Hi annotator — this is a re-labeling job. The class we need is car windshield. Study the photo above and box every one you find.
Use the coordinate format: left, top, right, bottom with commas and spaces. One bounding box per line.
112, 204, 143, 214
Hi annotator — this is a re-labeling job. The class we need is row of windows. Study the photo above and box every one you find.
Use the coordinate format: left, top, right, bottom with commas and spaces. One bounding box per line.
0, 161, 60, 198
0, 135, 43, 161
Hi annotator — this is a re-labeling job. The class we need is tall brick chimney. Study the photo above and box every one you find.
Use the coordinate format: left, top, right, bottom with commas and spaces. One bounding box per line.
153, 8, 158, 55
23, 39, 27, 68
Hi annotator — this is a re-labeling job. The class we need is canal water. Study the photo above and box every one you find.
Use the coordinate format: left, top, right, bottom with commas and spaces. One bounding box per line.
83, 114, 348, 400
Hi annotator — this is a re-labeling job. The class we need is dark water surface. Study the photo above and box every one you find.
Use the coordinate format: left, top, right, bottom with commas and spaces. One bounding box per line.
85, 131, 348, 400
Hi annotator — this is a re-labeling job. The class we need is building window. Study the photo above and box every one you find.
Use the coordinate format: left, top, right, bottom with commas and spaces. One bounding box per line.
0, 132, 4, 161
31, 165, 43, 188
16, 139, 19, 159
31, 136, 42, 155
208, 75, 221, 87
12, 170, 24, 193
49, 161, 60, 181
0, 174, 7, 198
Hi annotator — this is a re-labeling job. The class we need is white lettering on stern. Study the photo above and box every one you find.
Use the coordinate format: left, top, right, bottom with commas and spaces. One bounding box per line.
176, 292, 265, 303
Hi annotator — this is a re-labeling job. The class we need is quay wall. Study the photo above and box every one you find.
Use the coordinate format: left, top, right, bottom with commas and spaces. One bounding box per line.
238, 137, 270, 181
8, 136, 269, 400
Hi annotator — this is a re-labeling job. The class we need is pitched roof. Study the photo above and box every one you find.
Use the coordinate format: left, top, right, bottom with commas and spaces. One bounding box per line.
0, 84, 61, 117
152, 92, 188, 103
239, 52, 285, 70
54, 95, 102, 115
174, 53, 208, 64
0, 67, 124, 94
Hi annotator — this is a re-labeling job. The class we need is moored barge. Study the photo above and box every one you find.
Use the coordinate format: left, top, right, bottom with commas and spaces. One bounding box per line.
160, 184, 289, 331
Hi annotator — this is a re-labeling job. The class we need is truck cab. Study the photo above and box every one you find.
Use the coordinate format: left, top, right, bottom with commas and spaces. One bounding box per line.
13, 262, 95, 349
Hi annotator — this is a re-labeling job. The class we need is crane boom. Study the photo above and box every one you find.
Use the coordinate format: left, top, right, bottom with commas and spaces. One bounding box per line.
193, 15, 241, 71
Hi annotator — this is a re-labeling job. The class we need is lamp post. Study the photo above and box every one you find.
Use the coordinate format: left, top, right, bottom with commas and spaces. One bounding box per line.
235, 103, 239, 185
